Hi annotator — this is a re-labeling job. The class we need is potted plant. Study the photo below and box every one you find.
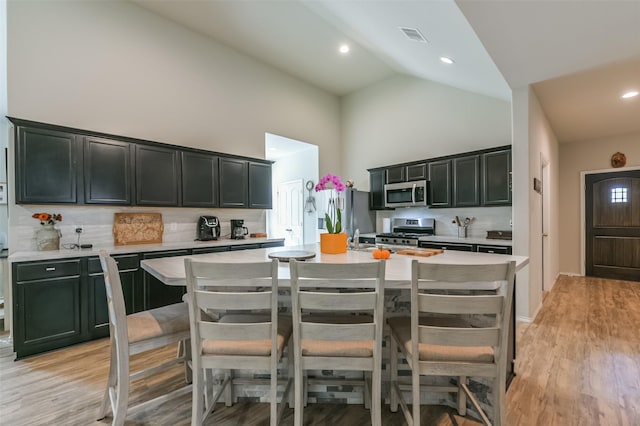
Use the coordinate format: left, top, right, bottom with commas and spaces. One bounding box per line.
32, 212, 62, 251
315, 173, 347, 254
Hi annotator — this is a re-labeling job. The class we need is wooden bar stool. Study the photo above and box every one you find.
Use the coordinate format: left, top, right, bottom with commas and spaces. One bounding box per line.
388, 260, 516, 426
97, 251, 191, 426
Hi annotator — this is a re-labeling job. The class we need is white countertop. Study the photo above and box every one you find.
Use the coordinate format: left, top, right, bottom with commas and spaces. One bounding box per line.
8, 237, 285, 263
141, 243, 528, 289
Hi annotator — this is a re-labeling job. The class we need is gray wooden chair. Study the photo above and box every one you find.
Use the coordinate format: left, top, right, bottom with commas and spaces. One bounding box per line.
388, 260, 516, 426
97, 251, 191, 426
288, 260, 386, 426
184, 258, 293, 426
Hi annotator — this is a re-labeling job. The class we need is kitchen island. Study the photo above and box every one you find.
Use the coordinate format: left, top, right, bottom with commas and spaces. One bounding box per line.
141, 243, 527, 414
140, 243, 528, 287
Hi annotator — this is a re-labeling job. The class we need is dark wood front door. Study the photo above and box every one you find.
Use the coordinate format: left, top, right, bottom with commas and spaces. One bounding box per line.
585, 170, 640, 281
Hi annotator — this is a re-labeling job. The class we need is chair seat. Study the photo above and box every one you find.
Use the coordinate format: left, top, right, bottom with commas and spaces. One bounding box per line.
202, 315, 292, 356
300, 314, 375, 357
127, 302, 190, 344
387, 316, 494, 363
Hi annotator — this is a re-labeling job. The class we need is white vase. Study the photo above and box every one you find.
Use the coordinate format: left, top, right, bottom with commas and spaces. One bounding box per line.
36, 224, 61, 251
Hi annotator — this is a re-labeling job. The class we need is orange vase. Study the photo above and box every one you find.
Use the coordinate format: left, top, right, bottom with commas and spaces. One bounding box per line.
320, 233, 348, 254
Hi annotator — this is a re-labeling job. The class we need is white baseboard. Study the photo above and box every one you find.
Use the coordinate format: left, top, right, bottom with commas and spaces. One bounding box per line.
559, 272, 583, 277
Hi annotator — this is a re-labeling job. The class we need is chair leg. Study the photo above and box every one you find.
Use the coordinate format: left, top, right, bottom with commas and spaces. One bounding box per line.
224, 370, 233, 407
457, 375, 467, 416
364, 371, 371, 410
288, 340, 295, 409
493, 374, 506, 426
303, 374, 308, 407
183, 339, 192, 384
389, 336, 398, 413
412, 369, 420, 426
191, 362, 204, 426
111, 344, 130, 426
294, 362, 304, 426
270, 366, 278, 426
97, 340, 117, 420
372, 364, 382, 426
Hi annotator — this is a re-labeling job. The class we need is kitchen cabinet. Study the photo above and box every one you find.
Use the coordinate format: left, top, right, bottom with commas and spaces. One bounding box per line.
229, 243, 261, 251
12, 259, 83, 358
260, 241, 285, 248
368, 169, 388, 210
84, 137, 133, 205
15, 123, 81, 204
428, 160, 452, 207
219, 157, 249, 208
477, 244, 512, 255
386, 163, 427, 184
135, 144, 181, 206
191, 246, 230, 255
453, 155, 481, 207
181, 151, 219, 207
482, 149, 512, 205
386, 166, 406, 184
249, 162, 272, 209
419, 241, 475, 252
87, 254, 140, 339
142, 249, 189, 310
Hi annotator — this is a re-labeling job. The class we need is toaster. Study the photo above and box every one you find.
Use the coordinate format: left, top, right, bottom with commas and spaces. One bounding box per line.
196, 216, 220, 241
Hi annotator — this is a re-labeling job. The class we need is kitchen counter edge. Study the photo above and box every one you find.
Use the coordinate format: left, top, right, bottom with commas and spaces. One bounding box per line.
8, 238, 285, 263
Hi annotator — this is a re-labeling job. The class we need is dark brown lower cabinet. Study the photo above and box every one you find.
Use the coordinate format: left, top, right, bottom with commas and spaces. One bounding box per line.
142, 250, 190, 310
13, 259, 83, 359
87, 255, 141, 339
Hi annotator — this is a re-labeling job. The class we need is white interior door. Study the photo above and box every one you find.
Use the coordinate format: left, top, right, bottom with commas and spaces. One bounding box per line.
276, 180, 303, 246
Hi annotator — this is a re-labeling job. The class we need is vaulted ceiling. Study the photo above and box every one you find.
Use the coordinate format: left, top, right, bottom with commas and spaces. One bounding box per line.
132, 0, 640, 144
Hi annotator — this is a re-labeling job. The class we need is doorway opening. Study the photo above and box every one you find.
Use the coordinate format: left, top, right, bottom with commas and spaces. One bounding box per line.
265, 133, 318, 246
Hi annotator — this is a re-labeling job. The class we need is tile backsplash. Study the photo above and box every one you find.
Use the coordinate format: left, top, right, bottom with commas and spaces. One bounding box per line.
10, 205, 267, 252
376, 206, 512, 239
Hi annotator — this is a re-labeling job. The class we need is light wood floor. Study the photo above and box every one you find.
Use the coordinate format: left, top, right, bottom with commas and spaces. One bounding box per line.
1, 275, 638, 425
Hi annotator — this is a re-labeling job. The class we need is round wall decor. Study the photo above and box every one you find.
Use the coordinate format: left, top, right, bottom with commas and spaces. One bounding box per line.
611, 152, 626, 168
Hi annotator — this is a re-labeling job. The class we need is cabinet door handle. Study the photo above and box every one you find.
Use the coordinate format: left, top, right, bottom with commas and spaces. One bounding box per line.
488, 250, 495, 253
45, 267, 56, 271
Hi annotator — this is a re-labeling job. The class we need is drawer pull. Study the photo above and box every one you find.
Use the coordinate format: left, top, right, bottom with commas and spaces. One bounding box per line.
45, 267, 56, 271
488, 250, 495, 253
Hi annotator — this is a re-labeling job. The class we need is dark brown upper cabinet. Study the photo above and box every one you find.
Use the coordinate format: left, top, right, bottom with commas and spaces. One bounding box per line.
181, 152, 219, 208
386, 163, 427, 184
219, 157, 248, 208
15, 125, 81, 204
248, 162, 272, 209
482, 149, 512, 205
428, 159, 452, 208
84, 137, 133, 205
135, 145, 181, 206
369, 169, 388, 210
453, 155, 481, 207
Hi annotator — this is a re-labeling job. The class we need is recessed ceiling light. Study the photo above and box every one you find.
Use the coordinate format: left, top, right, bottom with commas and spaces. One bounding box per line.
440, 56, 455, 65
621, 90, 639, 99
339, 44, 350, 54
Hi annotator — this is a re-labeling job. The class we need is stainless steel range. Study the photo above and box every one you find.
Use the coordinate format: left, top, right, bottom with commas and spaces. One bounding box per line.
375, 218, 435, 247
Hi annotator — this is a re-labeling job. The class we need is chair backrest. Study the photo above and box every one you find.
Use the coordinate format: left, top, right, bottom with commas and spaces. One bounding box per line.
411, 260, 516, 365
184, 259, 279, 352
289, 260, 385, 345
99, 250, 129, 347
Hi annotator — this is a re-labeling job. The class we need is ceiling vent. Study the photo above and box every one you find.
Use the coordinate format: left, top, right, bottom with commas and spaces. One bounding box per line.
399, 27, 428, 43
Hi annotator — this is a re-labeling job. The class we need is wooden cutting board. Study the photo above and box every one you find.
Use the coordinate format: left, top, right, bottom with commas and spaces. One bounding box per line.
113, 213, 164, 246
395, 248, 444, 257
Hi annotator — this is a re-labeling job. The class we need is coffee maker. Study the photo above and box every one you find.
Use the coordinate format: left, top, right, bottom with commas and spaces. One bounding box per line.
230, 219, 248, 240
196, 216, 220, 241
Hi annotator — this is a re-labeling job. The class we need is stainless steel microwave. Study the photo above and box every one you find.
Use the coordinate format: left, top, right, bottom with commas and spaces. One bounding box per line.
384, 180, 430, 208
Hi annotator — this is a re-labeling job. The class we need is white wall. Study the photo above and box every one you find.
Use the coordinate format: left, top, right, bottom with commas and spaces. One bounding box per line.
341, 74, 511, 190
5, 0, 343, 253
511, 87, 561, 322
559, 131, 640, 275
267, 134, 319, 245
7, 0, 340, 171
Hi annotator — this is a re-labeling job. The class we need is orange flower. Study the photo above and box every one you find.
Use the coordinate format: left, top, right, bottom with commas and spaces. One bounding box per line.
32, 212, 63, 225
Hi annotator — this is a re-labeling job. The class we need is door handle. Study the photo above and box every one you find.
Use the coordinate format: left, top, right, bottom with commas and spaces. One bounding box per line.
542, 233, 548, 237
285, 228, 293, 232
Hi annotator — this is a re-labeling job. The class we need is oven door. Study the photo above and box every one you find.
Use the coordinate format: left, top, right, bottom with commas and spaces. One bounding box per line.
384, 180, 429, 208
